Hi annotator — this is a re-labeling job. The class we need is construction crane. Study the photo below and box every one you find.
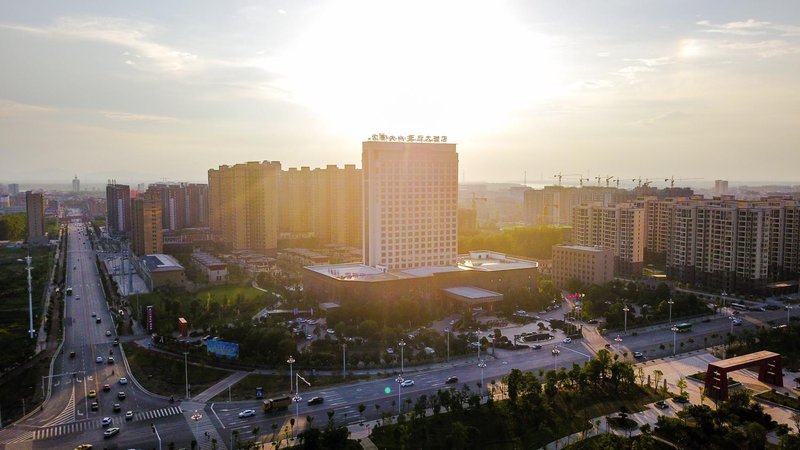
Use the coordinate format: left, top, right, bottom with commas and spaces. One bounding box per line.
553, 173, 583, 186
664, 176, 703, 188
579, 177, 590, 187
605, 176, 616, 188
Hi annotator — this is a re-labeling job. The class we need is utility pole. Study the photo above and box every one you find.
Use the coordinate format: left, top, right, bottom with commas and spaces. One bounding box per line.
183, 352, 189, 399
26, 255, 35, 339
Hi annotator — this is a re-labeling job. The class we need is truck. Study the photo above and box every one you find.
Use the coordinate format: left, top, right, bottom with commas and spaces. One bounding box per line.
263, 396, 292, 413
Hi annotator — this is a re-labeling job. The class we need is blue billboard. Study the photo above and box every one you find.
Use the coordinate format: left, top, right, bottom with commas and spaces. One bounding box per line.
206, 340, 240, 359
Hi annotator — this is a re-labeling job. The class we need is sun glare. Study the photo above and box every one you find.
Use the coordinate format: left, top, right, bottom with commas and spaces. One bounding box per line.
270, 0, 563, 139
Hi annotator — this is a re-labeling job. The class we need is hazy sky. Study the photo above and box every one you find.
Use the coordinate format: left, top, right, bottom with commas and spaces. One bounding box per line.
1, 1, 799, 187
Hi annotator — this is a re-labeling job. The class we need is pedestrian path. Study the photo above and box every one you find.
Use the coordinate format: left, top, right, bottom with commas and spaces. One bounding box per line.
193, 371, 249, 403
181, 400, 227, 450
133, 406, 183, 422
0, 429, 34, 445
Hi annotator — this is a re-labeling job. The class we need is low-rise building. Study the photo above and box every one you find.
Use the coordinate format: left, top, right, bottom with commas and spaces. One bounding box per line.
138, 254, 186, 290
191, 251, 228, 283
551, 244, 614, 288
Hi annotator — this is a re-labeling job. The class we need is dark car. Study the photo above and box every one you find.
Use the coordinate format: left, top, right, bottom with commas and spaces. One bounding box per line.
531, 344, 543, 350
445, 376, 459, 384
90, 401, 99, 411
69, 351, 76, 358
95, 318, 101, 323
113, 403, 121, 412
587, 319, 599, 324
117, 391, 126, 400
307, 396, 324, 406
654, 400, 668, 409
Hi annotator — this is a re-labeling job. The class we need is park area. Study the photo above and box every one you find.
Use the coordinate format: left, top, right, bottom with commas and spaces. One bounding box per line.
122, 343, 231, 397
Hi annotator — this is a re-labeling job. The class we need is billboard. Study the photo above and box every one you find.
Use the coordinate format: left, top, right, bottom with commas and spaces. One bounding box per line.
146, 305, 155, 333
206, 339, 240, 359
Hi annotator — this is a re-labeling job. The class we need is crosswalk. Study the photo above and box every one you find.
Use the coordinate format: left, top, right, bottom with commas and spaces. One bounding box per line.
30, 406, 183, 441
46, 385, 77, 427
1, 430, 33, 445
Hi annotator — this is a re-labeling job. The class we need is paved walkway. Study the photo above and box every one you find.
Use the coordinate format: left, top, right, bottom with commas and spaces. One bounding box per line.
193, 371, 249, 403
181, 400, 228, 450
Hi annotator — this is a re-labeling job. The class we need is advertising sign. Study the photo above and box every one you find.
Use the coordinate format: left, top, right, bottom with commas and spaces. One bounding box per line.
256, 387, 263, 398
206, 339, 240, 359
146, 305, 155, 333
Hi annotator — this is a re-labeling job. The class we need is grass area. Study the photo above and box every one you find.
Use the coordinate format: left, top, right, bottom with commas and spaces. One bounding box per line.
122, 343, 230, 397
0, 356, 51, 424
688, 371, 741, 387
211, 372, 374, 401
564, 434, 675, 450
756, 390, 800, 410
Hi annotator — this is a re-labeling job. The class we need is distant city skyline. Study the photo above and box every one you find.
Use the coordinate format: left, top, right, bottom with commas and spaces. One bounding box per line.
1, 1, 799, 183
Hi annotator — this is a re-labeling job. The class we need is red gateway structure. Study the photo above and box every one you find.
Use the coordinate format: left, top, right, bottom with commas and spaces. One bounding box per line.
704, 350, 783, 400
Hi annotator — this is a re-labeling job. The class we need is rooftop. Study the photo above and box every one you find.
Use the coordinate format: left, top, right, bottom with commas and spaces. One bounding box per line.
555, 245, 609, 253
141, 254, 184, 272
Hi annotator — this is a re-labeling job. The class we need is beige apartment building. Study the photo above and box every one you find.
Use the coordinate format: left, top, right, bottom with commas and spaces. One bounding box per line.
552, 244, 614, 288
25, 191, 47, 245
572, 202, 645, 276
523, 185, 628, 226
362, 139, 458, 270
131, 191, 163, 257
633, 196, 690, 261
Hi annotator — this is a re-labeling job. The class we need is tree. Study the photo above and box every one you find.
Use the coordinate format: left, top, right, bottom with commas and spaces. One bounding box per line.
652, 369, 664, 390
358, 403, 366, 418
676, 378, 688, 397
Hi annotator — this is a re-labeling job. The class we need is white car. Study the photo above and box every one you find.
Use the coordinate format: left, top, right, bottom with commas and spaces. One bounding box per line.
386, 347, 395, 354
118, 377, 128, 385
125, 410, 134, 420
96, 356, 104, 363
633, 351, 644, 358
101, 417, 112, 427
105, 330, 112, 336
238, 409, 256, 418
400, 379, 415, 387
326, 328, 335, 334
562, 338, 572, 344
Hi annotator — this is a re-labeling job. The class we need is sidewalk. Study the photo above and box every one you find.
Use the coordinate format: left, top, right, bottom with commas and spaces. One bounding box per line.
181, 400, 228, 450
193, 371, 249, 403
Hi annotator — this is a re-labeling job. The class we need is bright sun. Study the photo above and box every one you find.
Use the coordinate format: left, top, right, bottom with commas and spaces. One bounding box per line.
270, 0, 563, 140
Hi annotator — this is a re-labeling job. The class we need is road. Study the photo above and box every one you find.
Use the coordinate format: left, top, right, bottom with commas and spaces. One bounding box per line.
0, 218, 193, 450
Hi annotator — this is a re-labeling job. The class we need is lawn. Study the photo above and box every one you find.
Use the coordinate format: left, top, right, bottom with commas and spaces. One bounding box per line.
211, 372, 374, 401
756, 390, 800, 410
122, 343, 231, 397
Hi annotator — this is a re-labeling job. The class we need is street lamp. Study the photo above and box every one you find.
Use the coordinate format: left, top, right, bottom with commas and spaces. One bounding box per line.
444, 328, 450, 363
667, 298, 674, 325
575, 305, 582, 322
287, 356, 295, 393
787, 305, 793, 325
183, 352, 189, 400
551, 346, 560, 371
623, 305, 630, 334
478, 360, 487, 396
398, 339, 406, 374
725, 316, 736, 359
191, 410, 202, 437
614, 335, 622, 353
670, 326, 678, 356
395, 375, 404, 414
721, 291, 728, 313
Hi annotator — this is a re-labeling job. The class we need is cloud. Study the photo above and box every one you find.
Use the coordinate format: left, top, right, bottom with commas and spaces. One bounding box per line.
99, 110, 182, 123
719, 40, 800, 58
697, 19, 800, 37
624, 56, 673, 67
0, 99, 56, 118
636, 111, 687, 126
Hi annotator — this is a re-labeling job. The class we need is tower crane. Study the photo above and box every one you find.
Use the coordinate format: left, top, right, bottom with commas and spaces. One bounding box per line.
631, 177, 650, 188
553, 173, 583, 186
664, 176, 703, 188
605, 176, 616, 188
579, 177, 590, 187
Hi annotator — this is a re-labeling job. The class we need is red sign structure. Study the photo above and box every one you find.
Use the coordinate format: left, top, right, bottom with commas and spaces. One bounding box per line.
178, 317, 188, 337
704, 350, 783, 400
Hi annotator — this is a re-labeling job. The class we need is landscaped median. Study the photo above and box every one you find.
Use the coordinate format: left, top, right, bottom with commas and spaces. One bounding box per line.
211, 372, 374, 401
122, 343, 231, 398
756, 390, 800, 410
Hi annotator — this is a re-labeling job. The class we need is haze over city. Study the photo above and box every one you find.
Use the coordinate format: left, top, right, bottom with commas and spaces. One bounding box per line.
1, 0, 799, 184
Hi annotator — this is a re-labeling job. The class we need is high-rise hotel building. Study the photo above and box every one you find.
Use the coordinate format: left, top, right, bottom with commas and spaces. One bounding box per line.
362, 139, 458, 270
131, 191, 163, 256
25, 191, 47, 245
571, 202, 645, 276
106, 182, 131, 236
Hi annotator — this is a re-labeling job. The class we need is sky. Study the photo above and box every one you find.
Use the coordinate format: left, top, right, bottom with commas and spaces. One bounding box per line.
1, 0, 799, 187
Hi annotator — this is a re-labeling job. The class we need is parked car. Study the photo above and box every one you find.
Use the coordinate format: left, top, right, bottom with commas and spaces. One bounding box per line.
307, 396, 324, 405
562, 338, 572, 344
587, 319, 599, 324
531, 344, 543, 350
654, 401, 668, 409
445, 376, 459, 384
238, 409, 256, 418
326, 328, 335, 334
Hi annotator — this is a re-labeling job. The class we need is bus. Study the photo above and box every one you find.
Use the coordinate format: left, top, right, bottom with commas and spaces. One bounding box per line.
730, 303, 747, 311
674, 322, 692, 333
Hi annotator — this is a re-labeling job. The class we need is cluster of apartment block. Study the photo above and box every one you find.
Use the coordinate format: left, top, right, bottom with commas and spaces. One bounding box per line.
207, 163, 362, 256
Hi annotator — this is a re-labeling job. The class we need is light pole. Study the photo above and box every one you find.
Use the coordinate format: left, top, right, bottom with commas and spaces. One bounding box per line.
551, 346, 560, 371
293, 373, 310, 438
191, 410, 202, 437
395, 375, 403, 414
287, 356, 295, 393
342, 343, 347, 379
614, 335, 622, 353
725, 316, 735, 359
151, 423, 162, 450
444, 328, 450, 363
721, 291, 728, 313
398, 339, 406, 374
183, 352, 189, 400
623, 305, 630, 334
787, 305, 793, 325
667, 298, 674, 325
670, 326, 678, 356
575, 305, 582, 322
478, 360, 486, 396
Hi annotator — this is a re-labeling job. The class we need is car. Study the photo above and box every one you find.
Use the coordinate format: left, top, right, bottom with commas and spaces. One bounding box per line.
75, 296, 81, 300
103, 384, 110, 392
96, 356, 104, 364
90, 401, 99, 411
96, 318, 101, 323
101, 417, 112, 427
531, 344, 542, 350
118, 377, 128, 385
306, 334, 313, 340
587, 319, 599, 324
105, 330, 111, 336
125, 410, 134, 420
400, 379, 414, 387
445, 376, 459, 384
88, 390, 97, 398
113, 403, 121, 412
733, 319, 743, 326
386, 347, 395, 354
112, 338, 119, 346
307, 396, 324, 405
562, 338, 572, 344
69, 351, 76, 358
307, 319, 317, 325
117, 391, 126, 400
633, 351, 644, 359
238, 409, 256, 418
449, 319, 457, 325
296, 318, 306, 324
654, 401, 669, 409
74, 445, 93, 450
103, 427, 120, 438
604, 343, 612, 348
91, 312, 96, 317
107, 357, 114, 364
326, 328, 335, 334
515, 310, 527, 316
